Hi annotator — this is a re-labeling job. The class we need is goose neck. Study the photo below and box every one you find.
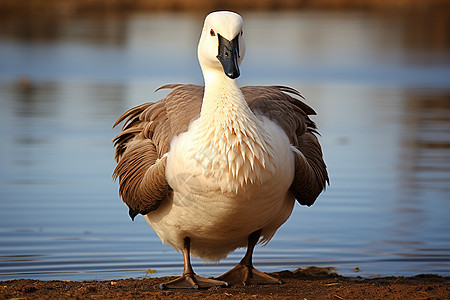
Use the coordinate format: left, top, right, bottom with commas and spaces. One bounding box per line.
200, 72, 248, 121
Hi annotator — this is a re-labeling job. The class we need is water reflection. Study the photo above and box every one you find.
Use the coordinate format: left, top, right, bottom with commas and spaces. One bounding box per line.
400, 10, 450, 65
0, 14, 129, 46
392, 90, 450, 240
400, 91, 450, 192
0, 10, 449, 280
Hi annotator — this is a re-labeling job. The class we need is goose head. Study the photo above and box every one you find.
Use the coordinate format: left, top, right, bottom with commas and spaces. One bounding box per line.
198, 11, 246, 80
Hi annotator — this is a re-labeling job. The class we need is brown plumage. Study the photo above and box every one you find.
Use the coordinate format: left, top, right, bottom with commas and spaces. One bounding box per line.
112, 84, 328, 219
112, 11, 330, 289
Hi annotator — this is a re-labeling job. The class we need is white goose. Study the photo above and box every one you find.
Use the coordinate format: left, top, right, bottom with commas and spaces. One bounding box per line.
113, 11, 328, 289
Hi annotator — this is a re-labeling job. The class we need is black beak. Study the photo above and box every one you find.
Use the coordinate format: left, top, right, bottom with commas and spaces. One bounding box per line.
216, 34, 240, 79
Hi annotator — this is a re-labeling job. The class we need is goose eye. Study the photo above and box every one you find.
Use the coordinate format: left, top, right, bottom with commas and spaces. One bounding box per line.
241, 30, 243, 36
210, 29, 215, 36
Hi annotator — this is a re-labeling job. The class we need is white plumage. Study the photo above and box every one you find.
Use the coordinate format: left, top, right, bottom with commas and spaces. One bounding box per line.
148, 110, 295, 261
113, 11, 328, 289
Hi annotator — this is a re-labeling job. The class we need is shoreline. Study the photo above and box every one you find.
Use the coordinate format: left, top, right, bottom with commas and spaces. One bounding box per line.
1, 0, 449, 17
2, 268, 449, 299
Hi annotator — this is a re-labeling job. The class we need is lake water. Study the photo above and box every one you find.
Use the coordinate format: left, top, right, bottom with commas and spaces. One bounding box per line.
0, 10, 449, 281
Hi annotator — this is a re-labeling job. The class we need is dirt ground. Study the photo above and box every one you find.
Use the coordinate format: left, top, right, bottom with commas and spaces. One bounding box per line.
1, 267, 449, 299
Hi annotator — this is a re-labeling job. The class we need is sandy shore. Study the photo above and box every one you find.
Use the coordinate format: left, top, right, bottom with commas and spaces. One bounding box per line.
1, 267, 449, 299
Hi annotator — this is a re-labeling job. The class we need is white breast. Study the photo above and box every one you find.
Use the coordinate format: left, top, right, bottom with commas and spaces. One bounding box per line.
145, 116, 295, 261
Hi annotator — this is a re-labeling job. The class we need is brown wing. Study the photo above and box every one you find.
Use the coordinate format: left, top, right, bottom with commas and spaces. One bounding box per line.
242, 85, 329, 206
112, 84, 203, 220
113, 84, 327, 220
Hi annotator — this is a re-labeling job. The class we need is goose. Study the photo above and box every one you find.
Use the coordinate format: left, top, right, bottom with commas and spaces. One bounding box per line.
112, 11, 328, 289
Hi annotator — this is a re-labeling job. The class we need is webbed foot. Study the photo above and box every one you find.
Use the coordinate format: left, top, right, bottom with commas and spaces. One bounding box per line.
218, 264, 282, 285
160, 273, 229, 289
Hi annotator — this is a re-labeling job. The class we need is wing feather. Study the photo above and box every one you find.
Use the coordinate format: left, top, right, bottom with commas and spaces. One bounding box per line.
112, 85, 203, 219
112, 84, 328, 220
242, 85, 329, 206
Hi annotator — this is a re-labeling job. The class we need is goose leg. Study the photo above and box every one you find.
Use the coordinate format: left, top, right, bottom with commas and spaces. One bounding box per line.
217, 229, 282, 285
160, 237, 229, 289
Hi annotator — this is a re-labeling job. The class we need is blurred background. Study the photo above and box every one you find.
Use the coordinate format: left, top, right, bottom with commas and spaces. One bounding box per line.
0, 0, 449, 281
